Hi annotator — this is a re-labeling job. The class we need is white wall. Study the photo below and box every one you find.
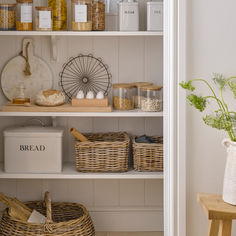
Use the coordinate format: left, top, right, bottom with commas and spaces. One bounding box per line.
186, 0, 236, 235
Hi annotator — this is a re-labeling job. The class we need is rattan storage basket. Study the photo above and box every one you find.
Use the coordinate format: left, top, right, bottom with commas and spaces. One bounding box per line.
74, 132, 130, 172
132, 136, 163, 171
0, 192, 95, 236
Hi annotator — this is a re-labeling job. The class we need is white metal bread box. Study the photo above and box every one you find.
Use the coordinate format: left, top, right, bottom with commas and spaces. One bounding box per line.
3, 126, 64, 173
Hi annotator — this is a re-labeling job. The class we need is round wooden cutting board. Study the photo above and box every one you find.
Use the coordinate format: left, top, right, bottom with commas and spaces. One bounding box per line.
1, 39, 53, 101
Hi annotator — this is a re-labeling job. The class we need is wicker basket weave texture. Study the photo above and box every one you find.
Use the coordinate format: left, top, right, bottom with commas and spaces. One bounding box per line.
75, 132, 130, 172
133, 136, 163, 171
0, 192, 95, 236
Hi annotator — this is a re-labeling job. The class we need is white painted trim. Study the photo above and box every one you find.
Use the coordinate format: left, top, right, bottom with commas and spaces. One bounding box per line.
164, 0, 186, 235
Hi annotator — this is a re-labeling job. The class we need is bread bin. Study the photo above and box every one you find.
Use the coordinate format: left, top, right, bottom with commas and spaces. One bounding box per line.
3, 126, 64, 173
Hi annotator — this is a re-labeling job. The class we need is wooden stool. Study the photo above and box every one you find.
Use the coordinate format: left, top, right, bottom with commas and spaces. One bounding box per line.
198, 193, 236, 236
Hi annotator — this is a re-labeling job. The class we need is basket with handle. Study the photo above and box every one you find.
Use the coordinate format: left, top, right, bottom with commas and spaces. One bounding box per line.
0, 192, 95, 236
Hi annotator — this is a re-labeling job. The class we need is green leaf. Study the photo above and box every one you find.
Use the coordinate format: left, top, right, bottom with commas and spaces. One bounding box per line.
179, 81, 195, 91
203, 114, 232, 130
228, 81, 236, 99
187, 94, 207, 112
212, 73, 226, 89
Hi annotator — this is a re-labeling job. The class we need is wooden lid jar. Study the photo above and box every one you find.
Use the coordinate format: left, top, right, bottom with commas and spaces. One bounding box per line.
112, 83, 135, 110
132, 82, 153, 109
141, 85, 163, 112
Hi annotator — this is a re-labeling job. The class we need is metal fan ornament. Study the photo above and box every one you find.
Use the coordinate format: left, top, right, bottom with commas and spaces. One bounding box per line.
59, 54, 112, 100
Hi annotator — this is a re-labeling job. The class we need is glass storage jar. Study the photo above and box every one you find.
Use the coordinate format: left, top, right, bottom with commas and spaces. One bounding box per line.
35, 7, 52, 31
133, 82, 153, 109
16, 0, 33, 31
48, 0, 67, 31
92, 0, 105, 31
71, 0, 92, 31
0, 4, 16, 31
113, 83, 135, 110
141, 85, 163, 112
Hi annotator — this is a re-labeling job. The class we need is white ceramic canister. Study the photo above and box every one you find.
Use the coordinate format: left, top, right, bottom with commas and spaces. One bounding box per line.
147, 1, 163, 31
118, 0, 139, 31
222, 139, 236, 205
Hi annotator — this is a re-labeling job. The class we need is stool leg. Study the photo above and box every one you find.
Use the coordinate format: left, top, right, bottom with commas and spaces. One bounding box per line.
218, 220, 232, 236
207, 220, 219, 236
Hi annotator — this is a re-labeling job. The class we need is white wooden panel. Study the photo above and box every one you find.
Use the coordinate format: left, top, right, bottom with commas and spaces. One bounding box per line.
144, 117, 163, 136
118, 37, 144, 83
94, 180, 119, 206
119, 180, 145, 206
145, 180, 163, 206
118, 118, 145, 136
67, 180, 94, 206
93, 118, 119, 132
16, 180, 43, 201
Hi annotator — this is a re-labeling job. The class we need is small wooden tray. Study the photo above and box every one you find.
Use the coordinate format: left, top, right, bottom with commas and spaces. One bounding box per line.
72, 98, 109, 107
2, 103, 112, 112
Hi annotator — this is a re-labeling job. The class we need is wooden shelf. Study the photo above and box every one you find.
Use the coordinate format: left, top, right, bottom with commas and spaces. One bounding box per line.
0, 162, 164, 179
0, 31, 163, 37
0, 110, 164, 117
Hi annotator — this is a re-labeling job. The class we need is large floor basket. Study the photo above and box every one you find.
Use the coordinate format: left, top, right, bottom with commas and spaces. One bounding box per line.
0, 192, 95, 236
132, 136, 163, 171
75, 132, 130, 172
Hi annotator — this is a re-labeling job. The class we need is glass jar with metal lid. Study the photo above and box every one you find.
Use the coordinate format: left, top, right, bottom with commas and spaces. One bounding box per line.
48, 0, 67, 31
113, 83, 135, 110
71, 0, 92, 31
0, 4, 16, 31
35, 6, 52, 31
16, 0, 33, 31
133, 82, 153, 109
92, 0, 105, 31
141, 85, 163, 112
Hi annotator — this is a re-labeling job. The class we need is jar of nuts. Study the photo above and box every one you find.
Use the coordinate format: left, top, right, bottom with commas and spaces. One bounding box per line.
48, 0, 67, 31
113, 83, 135, 110
16, 0, 33, 31
141, 85, 163, 112
71, 0, 92, 31
132, 82, 153, 109
92, 0, 105, 31
35, 6, 52, 31
0, 4, 16, 31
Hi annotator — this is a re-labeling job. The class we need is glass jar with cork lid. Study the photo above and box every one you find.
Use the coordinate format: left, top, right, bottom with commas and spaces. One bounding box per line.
113, 83, 135, 110
35, 6, 52, 31
16, 0, 33, 31
0, 4, 16, 31
132, 82, 153, 109
71, 0, 92, 31
141, 85, 163, 112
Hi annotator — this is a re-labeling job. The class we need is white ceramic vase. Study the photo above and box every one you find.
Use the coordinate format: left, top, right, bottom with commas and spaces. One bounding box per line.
222, 139, 236, 205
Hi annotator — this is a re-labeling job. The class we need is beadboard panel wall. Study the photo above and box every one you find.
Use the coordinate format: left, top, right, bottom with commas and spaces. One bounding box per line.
0, 4, 163, 230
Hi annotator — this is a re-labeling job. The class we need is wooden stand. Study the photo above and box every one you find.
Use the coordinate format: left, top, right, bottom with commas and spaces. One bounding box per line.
197, 193, 236, 236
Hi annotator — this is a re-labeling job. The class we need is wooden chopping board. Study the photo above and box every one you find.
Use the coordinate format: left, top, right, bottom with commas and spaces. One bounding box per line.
1, 39, 53, 101
2, 103, 112, 112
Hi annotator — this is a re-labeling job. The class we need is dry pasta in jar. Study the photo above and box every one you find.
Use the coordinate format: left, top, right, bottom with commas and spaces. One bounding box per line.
16, 0, 33, 31
0, 4, 16, 31
35, 6, 52, 31
48, 0, 67, 31
71, 0, 92, 31
92, 0, 105, 31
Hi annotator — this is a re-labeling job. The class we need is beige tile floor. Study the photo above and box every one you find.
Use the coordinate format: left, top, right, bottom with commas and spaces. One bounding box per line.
96, 232, 164, 236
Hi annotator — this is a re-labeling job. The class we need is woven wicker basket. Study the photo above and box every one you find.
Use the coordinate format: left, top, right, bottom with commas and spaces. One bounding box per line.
75, 132, 130, 172
132, 136, 163, 171
0, 192, 95, 236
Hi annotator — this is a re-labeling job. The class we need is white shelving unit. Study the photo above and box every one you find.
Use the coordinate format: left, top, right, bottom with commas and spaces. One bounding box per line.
0, 163, 164, 180
0, 0, 169, 234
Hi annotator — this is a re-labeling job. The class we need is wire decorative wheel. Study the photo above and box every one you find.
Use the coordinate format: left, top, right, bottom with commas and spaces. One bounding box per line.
59, 54, 112, 100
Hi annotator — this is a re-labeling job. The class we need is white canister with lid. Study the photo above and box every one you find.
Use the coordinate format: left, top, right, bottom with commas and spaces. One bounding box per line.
147, 1, 163, 31
4, 126, 64, 173
118, 0, 139, 31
